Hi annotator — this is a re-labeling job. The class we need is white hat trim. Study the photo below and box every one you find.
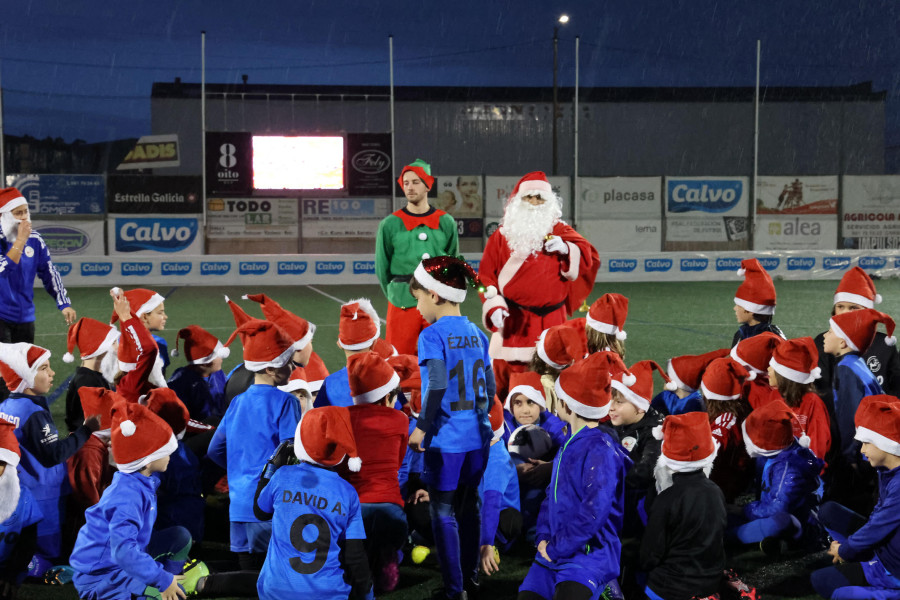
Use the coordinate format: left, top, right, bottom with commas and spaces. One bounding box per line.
555, 378, 609, 419
116, 433, 178, 474
585, 313, 623, 337
855, 426, 900, 457
413, 262, 467, 304
666, 359, 693, 392
536, 330, 569, 370
244, 342, 297, 371
741, 420, 788, 458
700, 381, 740, 401
81, 327, 120, 361
189, 340, 230, 365
293, 415, 351, 468
505, 384, 546, 410
136, 293, 165, 318
734, 296, 776, 316
279, 378, 311, 395
829, 318, 859, 352
729, 345, 764, 374
769, 357, 819, 385
292, 324, 316, 351
353, 372, 401, 405
0, 448, 19, 468
610, 379, 650, 412
834, 292, 875, 309
0, 344, 50, 394
0, 196, 26, 213
514, 179, 554, 199
307, 379, 324, 393
659, 441, 719, 472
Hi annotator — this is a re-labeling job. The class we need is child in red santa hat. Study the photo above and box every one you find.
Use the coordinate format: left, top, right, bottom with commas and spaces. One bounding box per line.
62, 317, 118, 433
109, 287, 170, 383
316, 298, 382, 408
730, 331, 783, 410
167, 325, 230, 423
650, 347, 730, 417
110, 288, 163, 403
732, 258, 785, 347
583, 292, 629, 358
528, 323, 587, 415
277, 366, 313, 415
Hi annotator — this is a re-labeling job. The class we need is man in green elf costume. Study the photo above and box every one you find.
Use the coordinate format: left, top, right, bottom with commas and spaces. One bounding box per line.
375, 159, 459, 355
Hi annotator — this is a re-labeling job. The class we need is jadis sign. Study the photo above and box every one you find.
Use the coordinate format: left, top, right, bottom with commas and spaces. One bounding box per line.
112, 216, 199, 254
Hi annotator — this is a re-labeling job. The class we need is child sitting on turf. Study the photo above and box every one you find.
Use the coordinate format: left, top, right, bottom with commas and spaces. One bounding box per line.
702, 357, 753, 503
67, 388, 118, 512
528, 324, 586, 415
110, 288, 162, 403
62, 317, 118, 433
768, 337, 832, 462
0, 421, 42, 597
110, 288, 169, 386
732, 258, 785, 347
517, 352, 630, 600
640, 411, 726, 600
730, 399, 823, 556
502, 371, 568, 449
316, 298, 383, 408
730, 331, 783, 409
812, 395, 900, 599
584, 292, 629, 357
651, 348, 729, 416
167, 325, 230, 423
278, 366, 313, 415
253, 406, 373, 600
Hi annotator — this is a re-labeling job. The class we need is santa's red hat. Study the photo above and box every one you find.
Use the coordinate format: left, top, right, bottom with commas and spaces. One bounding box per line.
142, 388, 190, 437
586, 293, 629, 340
835, 266, 882, 309
109, 288, 164, 324
79, 387, 121, 432
225, 320, 297, 371
397, 159, 435, 190
654, 411, 718, 470
279, 366, 311, 397
117, 321, 154, 373
612, 360, 676, 412
701, 357, 754, 401
348, 351, 400, 405
388, 354, 421, 392
171, 325, 230, 365
742, 399, 805, 457
0, 342, 51, 394
510, 171, 555, 202
293, 406, 362, 471
242, 293, 316, 351
0, 421, 20, 467
537, 325, 587, 370
110, 401, 177, 474
734, 259, 776, 315
63, 317, 119, 364
0, 188, 26, 214
304, 352, 330, 394
413, 256, 478, 304
224, 295, 256, 328
338, 298, 381, 350
489, 396, 504, 442
667, 348, 730, 392
830, 308, 896, 353
372, 338, 397, 359
505, 371, 546, 410
855, 395, 900, 456
556, 352, 632, 419
769, 337, 821, 384
730, 331, 783, 374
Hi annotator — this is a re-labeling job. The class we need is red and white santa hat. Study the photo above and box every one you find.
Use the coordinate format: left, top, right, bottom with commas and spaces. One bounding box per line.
854, 395, 900, 456
293, 406, 362, 471
142, 388, 190, 438
348, 351, 401, 405
585, 293, 629, 340
734, 259, 777, 315
654, 411, 718, 471
830, 308, 896, 353
536, 325, 587, 370
388, 353, 421, 391
338, 298, 381, 350
224, 295, 256, 328
243, 293, 316, 351
730, 331, 783, 374
835, 266, 882, 309
489, 396, 505, 442
556, 352, 633, 419
667, 348, 730, 393
109, 288, 165, 324
110, 400, 177, 474
279, 366, 311, 398
0, 421, 20, 467
63, 317, 119, 364
769, 337, 821, 384
397, 159, 435, 190
116, 321, 153, 373
304, 352, 330, 394
701, 357, 754, 401
505, 371, 546, 410
171, 325, 230, 365
79, 387, 121, 432
612, 360, 677, 412
0, 342, 51, 394
509, 171, 556, 203
742, 399, 808, 457
0, 188, 27, 214
225, 320, 297, 370
413, 256, 478, 304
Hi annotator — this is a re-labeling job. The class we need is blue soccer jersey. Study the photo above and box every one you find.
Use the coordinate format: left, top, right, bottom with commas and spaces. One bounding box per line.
418, 316, 492, 453
256, 462, 366, 600
0, 485, 42, 569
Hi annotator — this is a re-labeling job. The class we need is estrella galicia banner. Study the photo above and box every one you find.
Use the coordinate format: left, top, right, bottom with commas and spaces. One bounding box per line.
107, 175, 202, 214
347, 133, 392, 197
205, 132, 252, 196
108, 215, 202, 255
5, 174, 105, 215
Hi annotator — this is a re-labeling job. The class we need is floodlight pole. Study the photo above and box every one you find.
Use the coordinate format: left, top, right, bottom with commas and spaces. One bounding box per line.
552, 26, 559, 176
0, 61, 5, 186
389, 35, 396, 203
752, 39, 760, 247
201, 31, 208, 246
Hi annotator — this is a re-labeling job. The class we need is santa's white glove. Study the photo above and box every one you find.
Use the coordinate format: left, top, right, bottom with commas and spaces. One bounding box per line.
543, 235, 568, 255
490, 308, 509, 330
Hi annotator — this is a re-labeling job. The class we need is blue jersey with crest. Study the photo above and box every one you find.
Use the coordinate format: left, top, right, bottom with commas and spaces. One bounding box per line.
417, 316, 492, 453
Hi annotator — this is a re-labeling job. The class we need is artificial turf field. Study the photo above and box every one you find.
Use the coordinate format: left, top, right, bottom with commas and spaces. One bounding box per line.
19, 277, 900, 600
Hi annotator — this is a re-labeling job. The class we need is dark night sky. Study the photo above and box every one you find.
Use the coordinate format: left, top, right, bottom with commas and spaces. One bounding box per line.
2, 0, 898, 164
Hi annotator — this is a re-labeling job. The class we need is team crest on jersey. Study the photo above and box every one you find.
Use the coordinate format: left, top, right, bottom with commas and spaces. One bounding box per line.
867, 356, 882, 373
24, 246, 34, 258
621, 436, 637, 452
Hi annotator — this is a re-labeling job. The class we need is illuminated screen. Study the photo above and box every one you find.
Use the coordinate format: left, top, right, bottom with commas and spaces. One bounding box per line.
252, 136, 344, 190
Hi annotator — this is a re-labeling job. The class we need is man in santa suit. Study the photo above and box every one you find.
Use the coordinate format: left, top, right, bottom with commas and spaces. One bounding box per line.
479, 172, 598, 400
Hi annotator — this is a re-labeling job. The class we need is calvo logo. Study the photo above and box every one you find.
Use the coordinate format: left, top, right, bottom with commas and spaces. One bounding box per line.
787, 257, 815, 271
609, 259, 637, 273
680, 258, 708, 272
668, 179, 743, 214
162, 262, 192, 275
240, 261, 269, 275
277, 261, 308, 275
316, 261, 345, 275
37, 225, 90, 255
201, 262, 231, 275
824, 257, 851, 270
121, 262, 152, 276
644, 258, 672, 272
859, 256, 886, 270
116, 218, 198, 253
81, 262, 112, 276
716, 257, 742, 271
353, 261, 376, 275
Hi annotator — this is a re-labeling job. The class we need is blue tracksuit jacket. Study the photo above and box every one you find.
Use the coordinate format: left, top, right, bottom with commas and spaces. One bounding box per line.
315, 367, 353, 408
0, 232, 70, 323
154, 440, 204, 542
650, 389, 705, 416
744, 442, 823, 525
839, 464, 900, 575
834, 353, 883, 462
479, 439, 520, 546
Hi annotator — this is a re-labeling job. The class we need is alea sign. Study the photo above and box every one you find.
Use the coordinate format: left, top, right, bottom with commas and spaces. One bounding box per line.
114, 217, 199, 254
667, 178, 745, 214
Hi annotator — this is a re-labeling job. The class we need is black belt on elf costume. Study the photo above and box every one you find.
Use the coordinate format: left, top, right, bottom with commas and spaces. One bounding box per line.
391, 275, 412, 284
506, 298, 567, 317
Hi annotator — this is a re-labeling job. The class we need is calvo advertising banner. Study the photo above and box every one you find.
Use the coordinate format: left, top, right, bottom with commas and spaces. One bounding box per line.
664, 176, 749, 245
107, 214, 202, 255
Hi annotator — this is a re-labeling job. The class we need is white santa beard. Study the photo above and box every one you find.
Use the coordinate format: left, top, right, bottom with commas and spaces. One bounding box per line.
653, 458, 713, 494
500, 198, 562, 258
0, 213, 21, 240
100, 350, 119, 386
0, 467, 21, 524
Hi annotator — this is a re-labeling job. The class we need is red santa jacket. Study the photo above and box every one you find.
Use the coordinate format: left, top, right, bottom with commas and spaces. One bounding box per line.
338, 404, 409, 507
67, 434, 115, 508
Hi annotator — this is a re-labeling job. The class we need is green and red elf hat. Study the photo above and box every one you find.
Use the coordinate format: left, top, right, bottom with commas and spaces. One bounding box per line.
398, 158, 435, 190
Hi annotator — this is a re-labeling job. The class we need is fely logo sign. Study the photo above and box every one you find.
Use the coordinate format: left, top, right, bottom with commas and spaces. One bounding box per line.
116, 218, 198, 253
162, 262, 192, 275
668, 179, 743, 214
353, 261, 376, 275
240, 261, 269, 275
824, 257, 851, 270
81, 262, 112, 276
37, 226, 90, 255
787, 257, 815, 271
316, 261, 345, 275
859, 256, 887, 270
121, 262, 152, 276
680, 258, 708, 272
644, 258, 673, 272
609, 259, 637, 273
277, 261, 308, 275
201, 262, 231, 275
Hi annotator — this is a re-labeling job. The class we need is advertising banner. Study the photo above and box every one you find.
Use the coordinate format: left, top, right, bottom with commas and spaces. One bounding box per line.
5, 174, 105, 215
206, 197, 298, 239
107, 175, 202, 214
107, 215, 202, 255
842, 176, 900, 250
346, 133, 392, 196
579, 177, 662, 220
664, 176, 749, 244
484, 176, 571, 238
756, 176, 838, 215
116, 134, 180, 170
579, 219, 661, 252
433, 175, 484, 238
205, 132, 253, 195
32, 220, 105, 256
300, 197, 390, 239
755, 216, 839, 251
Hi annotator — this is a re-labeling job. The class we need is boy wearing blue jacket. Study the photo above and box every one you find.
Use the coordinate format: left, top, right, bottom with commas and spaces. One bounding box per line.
812, 395, 900, 599
0, 421, 42, 596
651, 348, 729, 416
518, 352, 631, 600
408, 256, 495, 600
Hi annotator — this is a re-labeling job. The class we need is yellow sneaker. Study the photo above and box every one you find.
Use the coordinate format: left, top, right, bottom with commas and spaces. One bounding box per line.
180, 558, 210, 596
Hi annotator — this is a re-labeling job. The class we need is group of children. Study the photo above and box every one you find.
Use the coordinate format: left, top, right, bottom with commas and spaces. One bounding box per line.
0, 254, 898, 600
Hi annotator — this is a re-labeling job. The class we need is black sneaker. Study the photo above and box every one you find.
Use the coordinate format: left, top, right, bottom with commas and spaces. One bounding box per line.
464, 577, 480, 600
759, 536, 786, 557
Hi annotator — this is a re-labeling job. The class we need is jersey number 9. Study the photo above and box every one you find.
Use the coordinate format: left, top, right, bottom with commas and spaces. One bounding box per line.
289, 514, 331, 574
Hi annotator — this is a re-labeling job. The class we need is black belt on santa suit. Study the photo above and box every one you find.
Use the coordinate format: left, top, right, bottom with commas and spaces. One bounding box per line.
505, 298, 567, 317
